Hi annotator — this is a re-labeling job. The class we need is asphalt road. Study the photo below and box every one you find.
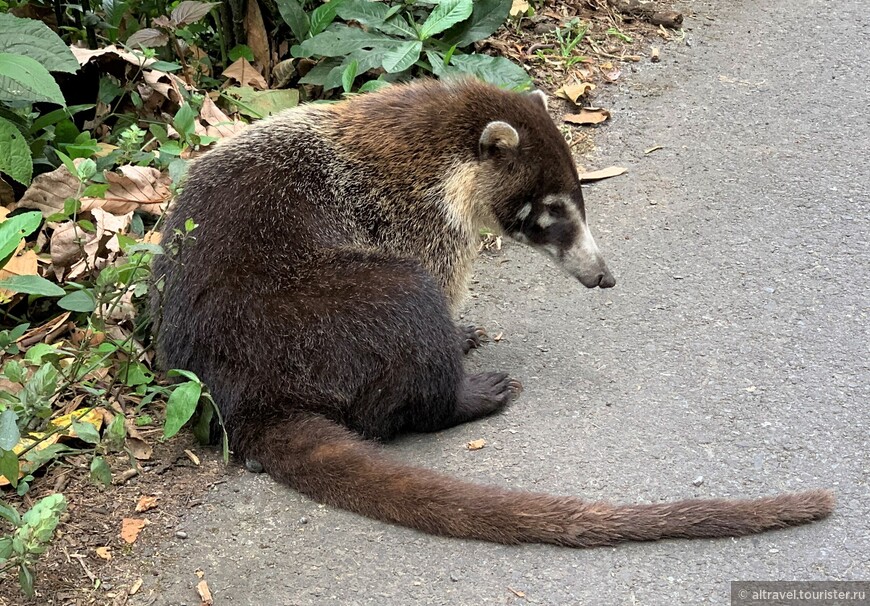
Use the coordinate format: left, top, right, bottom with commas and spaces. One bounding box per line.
132, 0, 869, 603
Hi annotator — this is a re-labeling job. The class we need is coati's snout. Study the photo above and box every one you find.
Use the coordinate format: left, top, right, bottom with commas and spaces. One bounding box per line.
479, 113, 616, 290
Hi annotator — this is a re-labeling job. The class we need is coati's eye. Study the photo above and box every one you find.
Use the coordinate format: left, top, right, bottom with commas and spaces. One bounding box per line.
546, 204, 567, 219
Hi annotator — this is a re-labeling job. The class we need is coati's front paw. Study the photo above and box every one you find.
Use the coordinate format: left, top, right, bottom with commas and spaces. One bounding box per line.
461, 325, 487, 354
460, 372, 524, 418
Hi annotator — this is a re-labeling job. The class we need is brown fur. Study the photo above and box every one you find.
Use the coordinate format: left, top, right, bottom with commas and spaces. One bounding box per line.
152, 79, 834, 548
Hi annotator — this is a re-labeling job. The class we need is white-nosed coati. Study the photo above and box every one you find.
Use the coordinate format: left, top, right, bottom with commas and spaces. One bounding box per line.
152, 79, 833, 547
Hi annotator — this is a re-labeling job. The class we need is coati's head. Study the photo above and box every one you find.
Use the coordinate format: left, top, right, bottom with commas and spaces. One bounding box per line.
477, 90, 616, 289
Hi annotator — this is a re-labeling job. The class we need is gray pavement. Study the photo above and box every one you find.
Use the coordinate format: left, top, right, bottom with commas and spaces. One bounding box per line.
132, 0, 869, 603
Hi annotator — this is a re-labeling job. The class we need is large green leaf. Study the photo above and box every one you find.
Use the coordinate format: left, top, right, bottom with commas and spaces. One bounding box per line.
0, 116, 31, 186
309, 0, 350, 37
381, 40, 422, 73
0, 275, 65, 297
163, 380, 202, 439
336, 1, 410, 37
448, 53, 531, 90
419, 0, 473, 40
0, 53, 66, 105
296, 25, 403, 58
0, 409, 19, 451
443, 0, 511, 46
57, 289, 97, 312
276, 0, 310, 42
0, 13, 78, 74
0, 211, 42, 265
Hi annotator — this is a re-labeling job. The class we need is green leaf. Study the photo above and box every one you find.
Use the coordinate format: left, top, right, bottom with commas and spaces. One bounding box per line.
0, 13, 79, 74
0, 115, 31, 186
296, 26, 401, 58
174, 103, 196, 139
336, 1, 407, 36
0, 211, 42, 266
71, 418, 101, 445
29, 104, 94, 134
0, 409, 19, 451
3, 359, 25, 383
120, 361, 153, 387
0, 536, 14, 559
192, 400, 213, 444
381, 40, 422, 73
0, 275, 63, 297
164, 380, 202, 439
89, 455, 112, 485
0, 500, 21, 526
223, 87, 299, 119
167, 368, 202, 383
148, 60, 183, 72
22, 493, 66, 541
228, 45, 254, 62
276, 0, 310, 43
104, 414, 127, 451
23, 344, 57, 365
309, 0, 350, 37
102, 0, 129, 30
419, 0, 473, 40
357, 78, 390, 93
443, 0, 511, 46
341, 60, 358, 93
19, 562, 34, 597
0, 53, 66, 105
448, 53, 531, 90
171, 1, 219, 26
57, 289, 96, 312
0, 448, 19, 487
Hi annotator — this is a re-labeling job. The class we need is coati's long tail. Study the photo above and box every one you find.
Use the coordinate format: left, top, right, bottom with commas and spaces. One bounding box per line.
240, 414, 834, 547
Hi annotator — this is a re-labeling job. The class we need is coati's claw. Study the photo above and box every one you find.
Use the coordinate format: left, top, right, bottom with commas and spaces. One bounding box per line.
461, 325, 487, 354
460, 372, 523, 418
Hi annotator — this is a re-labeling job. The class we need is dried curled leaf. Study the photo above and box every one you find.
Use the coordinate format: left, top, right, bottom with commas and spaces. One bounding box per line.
555, 82, 595, 105
120, 518, 148, 544
466, 438, 487, 451
564, 107, 611, 125
222, 57, 267, 90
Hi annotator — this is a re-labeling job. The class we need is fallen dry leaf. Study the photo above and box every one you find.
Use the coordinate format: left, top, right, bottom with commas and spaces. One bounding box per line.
135, 495, 159, 512
16, 163, 81, 217
95, 546, 112, 561
510, 0, 529, 16
120, 518, 148, 544
600, 61, 622, 82
197, 579, 214, 605
555, 82, 595, 105
466, 439, 486, 451
222, 57, 267, 90
0, 248, 38, 299
199, 97, 247, 139
95, 166, 171, 215
564, 107, 611, 125
580, 166, 627, 182
245, 0, 270, 75
49, 220, 100, 280
129, 578, 143, 595
185, 449, 201, 465
127, 437, 153, 461
70, 45, 154, 69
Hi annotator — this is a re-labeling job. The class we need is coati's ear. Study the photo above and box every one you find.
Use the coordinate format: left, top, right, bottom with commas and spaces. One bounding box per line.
479, 121, 520, 160
528, 90, 548, 111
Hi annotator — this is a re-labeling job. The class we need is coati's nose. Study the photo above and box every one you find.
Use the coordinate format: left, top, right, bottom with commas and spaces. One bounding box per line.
596, 269, 616, 288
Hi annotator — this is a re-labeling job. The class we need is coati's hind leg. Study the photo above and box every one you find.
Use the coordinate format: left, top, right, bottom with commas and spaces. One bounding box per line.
449, 372, 523, 427
461, 325, 487, 354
